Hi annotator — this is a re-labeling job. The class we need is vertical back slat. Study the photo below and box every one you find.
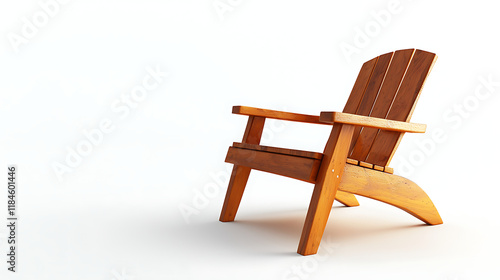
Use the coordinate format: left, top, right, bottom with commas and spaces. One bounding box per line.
365, 50, 437, 166
347, 52, 393, 161
349, 49, 415, 161
343, 57, 378, 114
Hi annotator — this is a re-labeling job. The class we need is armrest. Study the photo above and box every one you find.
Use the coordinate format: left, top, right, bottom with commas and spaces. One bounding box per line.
233, 106, 327, 125
319, 111, 426, 133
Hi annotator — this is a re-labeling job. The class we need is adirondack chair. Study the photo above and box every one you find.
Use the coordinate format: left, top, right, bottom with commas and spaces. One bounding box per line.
219, 49, 443, 256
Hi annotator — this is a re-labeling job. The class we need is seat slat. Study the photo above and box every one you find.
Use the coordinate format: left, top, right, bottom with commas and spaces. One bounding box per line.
225, 146, 321, 183
233, 142, 323, 159
366, 50, 437, 166
232, 143, 393, 174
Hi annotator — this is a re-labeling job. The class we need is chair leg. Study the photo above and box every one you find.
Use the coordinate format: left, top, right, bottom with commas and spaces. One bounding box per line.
220, 115, 265, 222
339, 164, 443, 225
219, 165, 252, 222
335, 191, 360, 207
297, 178, 339, 255
297, 124, 355, 255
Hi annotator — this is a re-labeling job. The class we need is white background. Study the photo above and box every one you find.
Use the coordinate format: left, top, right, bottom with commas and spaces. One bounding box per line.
1, 0, 499, 279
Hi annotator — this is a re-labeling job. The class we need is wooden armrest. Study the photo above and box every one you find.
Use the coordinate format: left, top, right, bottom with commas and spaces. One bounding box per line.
232, 106, 327, 125
319, 111, 426, 133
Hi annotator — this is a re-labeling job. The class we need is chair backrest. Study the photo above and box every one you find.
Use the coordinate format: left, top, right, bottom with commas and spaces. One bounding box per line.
343, 49, 437, 167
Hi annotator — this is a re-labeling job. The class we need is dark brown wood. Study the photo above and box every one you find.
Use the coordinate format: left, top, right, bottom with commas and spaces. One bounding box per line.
242, 116, 266, 144
353, 52, 394, 116
225, 147, 321, 183
366, 50, 437, 166
233, 142, 323, 160
349, 49, 415, 161
343, 58, 378, 113
348, 52, 394, 154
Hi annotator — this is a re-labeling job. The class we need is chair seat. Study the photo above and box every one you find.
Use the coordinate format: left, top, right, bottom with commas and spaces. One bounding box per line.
232, 142, 323, 159
230, 142, 393, 174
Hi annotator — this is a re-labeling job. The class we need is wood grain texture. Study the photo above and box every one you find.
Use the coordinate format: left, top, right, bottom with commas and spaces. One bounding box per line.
346, 158, 359, 165
232, 142, 393, 176
219, 116, 265, 222
298, 124, 355, 255
366, 50, 437, 166
339, 164, 443, 225
352, 52, 394, 116
241, 116, 265, 144
225, 147, 321, 183
319, 111, 426, 133
220, 49, 440, 256
219, 166, 252, 222
233, 142, 323, 160
350, 49, 415, 161
359, 161, 374, 169
229, 143, 359, 207
335, 191, 360, 207
373, 165, 384, 172
348, 52, 394, 153
233, 106, 326, 125
343, 57, 378, 114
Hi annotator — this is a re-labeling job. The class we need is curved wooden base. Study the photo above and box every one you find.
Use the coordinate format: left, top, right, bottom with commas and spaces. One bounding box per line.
335, 191, 360, 207
339, 165, 443, 225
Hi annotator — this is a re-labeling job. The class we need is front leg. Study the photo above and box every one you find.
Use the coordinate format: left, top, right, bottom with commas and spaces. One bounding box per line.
297, 124, 355, 255
219, 116, 265, 222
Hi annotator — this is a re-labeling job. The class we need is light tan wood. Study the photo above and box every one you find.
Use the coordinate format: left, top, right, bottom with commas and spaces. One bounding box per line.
339, 164, 442, 225
335, 191, 360, 207
359, 161, 374, 169
346, 158, 359, 165
298, 124, 355, 255
233, 106, 327, 125
319, 111, 426, 133
220, 116, 265, 222
373, 165, 384, 172
348, 157, 393, 174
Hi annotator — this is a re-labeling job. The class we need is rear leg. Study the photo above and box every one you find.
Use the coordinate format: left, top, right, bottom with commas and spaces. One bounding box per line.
335, 191, 360, 207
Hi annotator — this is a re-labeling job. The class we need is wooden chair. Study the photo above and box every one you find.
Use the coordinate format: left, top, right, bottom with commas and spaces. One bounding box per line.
219, 49, 443, 256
